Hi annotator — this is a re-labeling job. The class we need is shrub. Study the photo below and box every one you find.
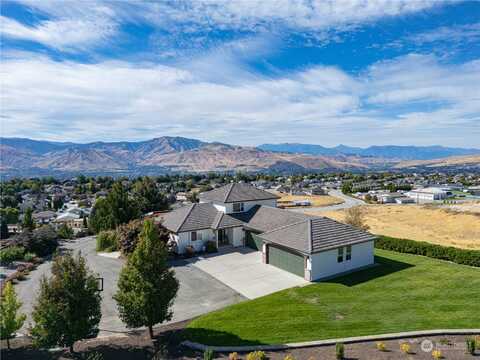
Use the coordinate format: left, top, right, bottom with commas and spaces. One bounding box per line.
246, 351, 266, 360
466, 338, 476, 355
228, 352, 238, 360
185, 245, 195, 258
10, 226, 58, 257
23, 252, 36, 262
400, 342, 411, 354
205, 241, 218, 253
432, 349, 442, 359
375, 235, 480, 267
284, 355, 295, 360
116, 219, 143, 256
16, 271, 26, 281
96, 230, 118, 252
204, 348, 214, 360
335, 343, 345, 359
57, 223, 74, 239
376, 342, 387, 351
0, 246, 25, 265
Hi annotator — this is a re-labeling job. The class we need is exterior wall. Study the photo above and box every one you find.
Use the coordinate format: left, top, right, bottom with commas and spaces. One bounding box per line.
309, 241, 374, 281
174, 228, 216, 254
201, 199, 277, 214
232, 227, 244, 247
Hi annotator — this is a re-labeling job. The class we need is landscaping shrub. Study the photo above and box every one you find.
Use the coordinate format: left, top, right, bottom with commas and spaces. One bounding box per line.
205, 241, 218, 253
8, 226, 58, 257
466, 338, 476, 355
23, 252, 36, 262
375, 235, 480, 267
57, 223, 74, 239
246, 351, 266, 360
432, 349, 442, 359
96, 230, 118, 252
0, 246, 25, 265
116, 219, 143, 256
376, 342, 387, 351
185, 245, 195, 258
203, 348, 214, 360
228, 352, 238, 360
335, 343, 345, 359
400, 342, 411, 354
284, 355, 295, 360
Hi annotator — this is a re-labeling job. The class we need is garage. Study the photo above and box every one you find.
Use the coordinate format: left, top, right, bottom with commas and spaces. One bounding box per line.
267, 245, 305, 278
245, 231, 263, 251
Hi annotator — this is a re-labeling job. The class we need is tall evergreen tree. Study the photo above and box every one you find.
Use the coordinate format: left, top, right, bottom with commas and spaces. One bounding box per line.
0, 282, 26, 349
133, 177, 169, 213
31, 253, 101, 353
114, 220, 178, 338
22, 207, 35, 231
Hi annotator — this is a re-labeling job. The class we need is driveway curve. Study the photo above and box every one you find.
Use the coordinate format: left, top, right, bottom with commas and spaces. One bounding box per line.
288, 190, 364, 214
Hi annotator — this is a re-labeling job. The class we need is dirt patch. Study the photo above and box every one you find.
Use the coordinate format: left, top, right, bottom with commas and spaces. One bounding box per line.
312, 204, 480, 250
278, 194, 344, 208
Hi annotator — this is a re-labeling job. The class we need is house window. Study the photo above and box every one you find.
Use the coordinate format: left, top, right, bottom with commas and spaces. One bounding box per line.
337, 247, 344, 263
346, 245, 352, 261
232, 202, 244, 212
191, 232, 197, 241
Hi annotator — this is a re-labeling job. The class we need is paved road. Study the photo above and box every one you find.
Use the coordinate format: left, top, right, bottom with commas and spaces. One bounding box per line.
15, 236, 244, 336
288, 190, 365, 214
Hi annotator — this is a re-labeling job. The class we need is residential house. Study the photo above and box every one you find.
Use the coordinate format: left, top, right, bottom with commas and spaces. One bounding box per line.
162, 183, 375, 281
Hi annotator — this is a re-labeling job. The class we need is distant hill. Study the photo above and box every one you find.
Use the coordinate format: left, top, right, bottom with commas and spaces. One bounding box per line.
258, 143, 480, 160
1, 137, 479, 177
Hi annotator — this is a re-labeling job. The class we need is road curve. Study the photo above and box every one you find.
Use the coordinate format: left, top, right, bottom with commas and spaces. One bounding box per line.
288, 189, 365, 214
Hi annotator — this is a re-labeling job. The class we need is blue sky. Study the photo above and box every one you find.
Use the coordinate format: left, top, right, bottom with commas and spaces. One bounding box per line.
1, 0, 479, 147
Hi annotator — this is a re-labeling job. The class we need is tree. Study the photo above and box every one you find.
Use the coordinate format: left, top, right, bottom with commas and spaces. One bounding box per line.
22, 207, 35, 231
0, 219, 8, 240
341, 181, 353, 194
31, 253, 101, 353
57, 223, 74, 239
0, 207, 19, 224
114, 220, 179, 338
133, 177, 169, 213
0, 282, 26, 349
344, 207, 370, 231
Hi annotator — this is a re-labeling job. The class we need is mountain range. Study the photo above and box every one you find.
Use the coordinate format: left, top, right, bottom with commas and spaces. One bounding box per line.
1, 137, 479, 177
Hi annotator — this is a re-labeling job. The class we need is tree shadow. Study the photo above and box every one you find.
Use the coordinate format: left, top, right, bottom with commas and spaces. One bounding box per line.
181, 327, 267, 348
324, 255, 414, 287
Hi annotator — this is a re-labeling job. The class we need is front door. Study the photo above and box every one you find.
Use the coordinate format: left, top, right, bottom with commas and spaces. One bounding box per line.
218, 229, 229, 246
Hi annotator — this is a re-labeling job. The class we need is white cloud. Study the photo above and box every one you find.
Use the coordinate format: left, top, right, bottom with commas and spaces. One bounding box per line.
1, 52, 479, 147
2, 0, 441, 52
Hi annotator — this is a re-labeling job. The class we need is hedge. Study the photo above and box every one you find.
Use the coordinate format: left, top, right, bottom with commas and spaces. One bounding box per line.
375, 235, 480, 267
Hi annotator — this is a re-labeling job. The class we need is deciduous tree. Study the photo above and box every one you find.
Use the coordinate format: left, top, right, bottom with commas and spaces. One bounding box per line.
0, 282, 26, 349
344, 207, 370, 231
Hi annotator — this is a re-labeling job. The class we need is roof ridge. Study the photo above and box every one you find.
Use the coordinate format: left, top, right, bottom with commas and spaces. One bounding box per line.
212, 210, 224, 229
223, 183, 235, 202
177, 203, 196, 232
307, 218, 312, 253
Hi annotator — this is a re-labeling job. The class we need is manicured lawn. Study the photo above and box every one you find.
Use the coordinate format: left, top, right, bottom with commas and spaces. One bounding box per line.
185, 249, 480, 346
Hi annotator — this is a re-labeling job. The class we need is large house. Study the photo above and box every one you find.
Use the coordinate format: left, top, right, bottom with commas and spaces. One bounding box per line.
162, 183, 376, 281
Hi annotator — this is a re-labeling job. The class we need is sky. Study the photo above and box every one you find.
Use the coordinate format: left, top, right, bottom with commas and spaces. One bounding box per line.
1, 0, 480, 148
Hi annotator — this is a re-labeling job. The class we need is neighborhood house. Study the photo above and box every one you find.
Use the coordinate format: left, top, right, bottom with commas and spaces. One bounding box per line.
162, 183, 376, 281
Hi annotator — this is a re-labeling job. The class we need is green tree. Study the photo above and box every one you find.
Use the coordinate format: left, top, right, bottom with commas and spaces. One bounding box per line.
341, 181, 353, 194
114, 220, 178, 338
0, 281, 26, 349
22, 207, 35, 231
31, 253, 101, 353
0, 219, 8, 239
133, 177, 169, 213
57, 223, 74, 239
0, 207, 19, 224
88, 198, 115, 233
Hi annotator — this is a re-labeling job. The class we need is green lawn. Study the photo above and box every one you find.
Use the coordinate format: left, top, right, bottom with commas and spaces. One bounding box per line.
185, 249, 480, 346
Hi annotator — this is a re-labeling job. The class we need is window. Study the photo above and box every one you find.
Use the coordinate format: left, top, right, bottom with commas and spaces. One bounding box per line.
191, 232, 197, 241
337, 247, 344, 263
233, 202, 244, 212
346, 245, 352, 261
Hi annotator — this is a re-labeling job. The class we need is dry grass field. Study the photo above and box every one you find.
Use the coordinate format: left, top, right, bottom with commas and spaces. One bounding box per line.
311, 204, 480, 250
277, 193, 344, 207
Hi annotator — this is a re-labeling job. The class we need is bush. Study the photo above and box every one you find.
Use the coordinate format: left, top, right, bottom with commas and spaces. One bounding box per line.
203, 349, 214, 360
0, 246, 25, 265
284, 355, 295, 360
375, 235, 480, 267
96, 230, 118, 252
466, 338, 476, 355
185, 246, 195, 258
376, 342, 387, 351
9, 226, 59, 257
335, 343, 344, 359
205, 241, 218, 253
228, 352, 238, 360
23, 252, 36, 262
432, 349, 442, 359
57, 223, 74, 239
246, 351, 266, 360
400, 342, 411, 354
116, 219, 143, 256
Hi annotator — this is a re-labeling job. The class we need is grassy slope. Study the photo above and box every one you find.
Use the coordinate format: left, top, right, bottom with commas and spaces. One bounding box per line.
186, 250, 480, 346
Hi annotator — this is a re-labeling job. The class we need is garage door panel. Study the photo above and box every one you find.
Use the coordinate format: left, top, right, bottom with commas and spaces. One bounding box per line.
268, 245, 304, 277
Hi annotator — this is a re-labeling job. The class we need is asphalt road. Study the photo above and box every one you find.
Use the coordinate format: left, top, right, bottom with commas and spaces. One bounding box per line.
15, 236, 244, 336
288, 189, 365, 213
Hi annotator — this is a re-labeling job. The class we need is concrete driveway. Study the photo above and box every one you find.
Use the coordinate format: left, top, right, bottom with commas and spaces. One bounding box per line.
15, 236, 244, 336
190, 247, 308, 299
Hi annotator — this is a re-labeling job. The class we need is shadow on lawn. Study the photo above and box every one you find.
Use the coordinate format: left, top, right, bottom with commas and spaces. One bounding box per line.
325, 255, 414, 287
182, 327, 266, 347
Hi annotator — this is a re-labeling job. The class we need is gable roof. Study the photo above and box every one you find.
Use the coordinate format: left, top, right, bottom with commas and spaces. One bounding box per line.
244, 205, 312, 233
162, 203, 219, 233
199, 183, 279, 203
258, 217, 376, 254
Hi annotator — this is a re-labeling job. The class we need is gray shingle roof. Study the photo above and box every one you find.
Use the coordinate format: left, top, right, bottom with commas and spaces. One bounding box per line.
162, 203, 219, 233
258, 217, 376, 254
244, 205, 313, 233
199, 183, 279, 203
